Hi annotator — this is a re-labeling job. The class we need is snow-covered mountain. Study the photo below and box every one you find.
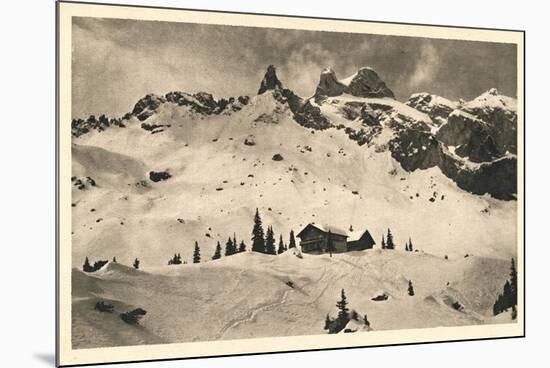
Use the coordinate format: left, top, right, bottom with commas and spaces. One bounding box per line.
71, 65, 518, 267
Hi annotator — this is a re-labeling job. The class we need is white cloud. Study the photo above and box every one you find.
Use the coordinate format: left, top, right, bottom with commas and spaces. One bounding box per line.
407, 43, 440, 89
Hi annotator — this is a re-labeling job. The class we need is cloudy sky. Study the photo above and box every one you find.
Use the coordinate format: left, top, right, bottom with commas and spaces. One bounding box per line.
72, 17, 517, 119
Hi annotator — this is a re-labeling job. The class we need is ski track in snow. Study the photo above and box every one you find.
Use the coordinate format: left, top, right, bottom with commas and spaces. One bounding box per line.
216, 287, 293, 339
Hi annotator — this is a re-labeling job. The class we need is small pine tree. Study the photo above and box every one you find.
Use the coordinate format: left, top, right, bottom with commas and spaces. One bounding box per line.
408, 280, 415, 296
265, 226, 276, 255
363, 313, 370, 327
381, 236, 386, 250
112, 257, 117, 263
386, 229, 395, 249
336, 289, 349, 321
324, 314, 332, 330
238, 240, 246, 253
225, 237, 234, 256
83, 257, 93, 272
212, 241, 222, 260
277, 234, 285, 254
233, 233, 237, 251
408, 237, 413, 252
251, 208, 266, 253
288, 230, 296, 249
193, 241, 201, 263
133, 258, 140, 269
405, 242, 409, 252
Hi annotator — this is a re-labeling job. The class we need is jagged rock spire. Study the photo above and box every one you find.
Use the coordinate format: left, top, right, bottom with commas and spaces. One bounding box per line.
258, 65, 283, 95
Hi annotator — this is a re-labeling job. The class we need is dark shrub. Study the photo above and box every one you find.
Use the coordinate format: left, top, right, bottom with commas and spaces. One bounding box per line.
149, 171, 172, 182
94, 301, 114, 313
120, 308, 147, 325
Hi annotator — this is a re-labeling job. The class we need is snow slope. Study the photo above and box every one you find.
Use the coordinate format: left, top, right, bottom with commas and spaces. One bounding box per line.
72, 250, 514, 349
71, 91, 517, 268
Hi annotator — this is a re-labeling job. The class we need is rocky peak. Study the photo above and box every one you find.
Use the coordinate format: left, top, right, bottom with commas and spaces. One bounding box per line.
314, 66, 394, 99
346, 67, 394, 99
258, 65, 283, 95
315, 67, 346, 98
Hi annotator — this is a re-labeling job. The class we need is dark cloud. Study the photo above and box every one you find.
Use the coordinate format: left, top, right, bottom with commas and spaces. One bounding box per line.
72, 17, 517, 118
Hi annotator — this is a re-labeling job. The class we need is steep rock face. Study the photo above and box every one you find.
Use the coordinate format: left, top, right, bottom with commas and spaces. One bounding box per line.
461, 89, 517, 154
258, 65, 283, 94
293, 100, 333, 130
406, 93, 458, 126
345, 67, 395, 99
389, 130, 443, 171
437, 111, 500, 163
389, 128, 516, 200
439, 154, 517, 200
132, 94, 166, 121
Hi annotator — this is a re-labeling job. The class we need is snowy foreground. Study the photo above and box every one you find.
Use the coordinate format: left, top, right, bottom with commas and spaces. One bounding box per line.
72, 250, 513, 349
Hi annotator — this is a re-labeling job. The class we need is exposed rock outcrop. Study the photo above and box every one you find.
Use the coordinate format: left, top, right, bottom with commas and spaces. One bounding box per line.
71, 114, 125, 137
315, 68, 346, 98
258, 65, 283, 94
406, 93, 458, 126
132, 94, 166, 121
345, 67, 395, 98
314, 67, 394, 99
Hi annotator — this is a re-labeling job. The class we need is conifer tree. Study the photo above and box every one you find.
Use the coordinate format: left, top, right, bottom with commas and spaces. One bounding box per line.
177, 253, 182, 264
336, 289, 349, 321
133, 258, 140, 269
193, 241, 201, 263
277, 234, 285, 254
112, 257, 117, 263
510, 258, 517, 306
493, 258, 519, 316
251, 208, 266, 253
265, 226, 276, 255
381, 235, 386, 250
212, 241, 222, 260
408, 237, 414, 252
503, 280, 512, 307
238, 240, 246, 253
386, 229, 395, 249
493, 293, 505, 315
83, 257, 93, 272
408, 280, 415, 296
363, 313, 370, 327
288, 230, 296, 249
324, 314, 332, 330
405, 242, 409, 251
225, 237, 235, 256
233, 233, 237, 252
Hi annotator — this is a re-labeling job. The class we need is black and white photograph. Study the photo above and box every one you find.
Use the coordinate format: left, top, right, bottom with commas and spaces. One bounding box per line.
54, 1, 525, 366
